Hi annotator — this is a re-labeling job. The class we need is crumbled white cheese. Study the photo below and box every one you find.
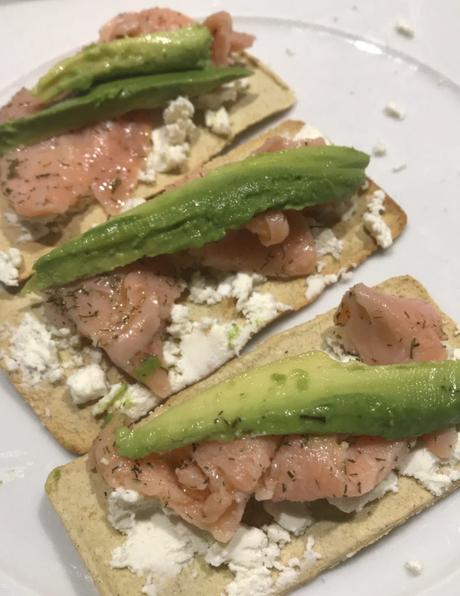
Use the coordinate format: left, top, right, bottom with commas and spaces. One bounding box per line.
392, 162, 407, 173
163, 96, 195, 124
241, 292, 291, 329
372, 142, 387, 157
314, 228, 343, 259
108, 488, 150, 532
66, 363, 107, 405
205, 524, 287, 596
205, 106, 231, 137
327, 472, 399, 513
398, 447, 460, 496
305, 273, 338, 302
196, 78, 250, 110
166, 275, 289, 392
4, 211, 53, 243
109, 492, 319, 596
120, 197, 146, 212
3, 313, 64, 385
395, 20, 415, 38
138, 96, 196, 181
0, 248, 22, 286
446, 344, 460, 360
322, 329, 357, 363
360, 179, 370, 192
293, 123, 328, 143
405, 560, 423, 576
263, 501, 314, 536
188, 271, 265, 309
164, 313, 253, 392
363, 189, 393, 249
93, 382, 159, 420
383, 102, 406, 120
111, 508, 208, 595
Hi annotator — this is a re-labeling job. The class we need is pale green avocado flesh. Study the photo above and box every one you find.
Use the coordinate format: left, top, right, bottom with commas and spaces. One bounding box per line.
0, 66, 250, 156
115, 352, 460, 459
27, 145, 369, 291
33, 26, 213, 102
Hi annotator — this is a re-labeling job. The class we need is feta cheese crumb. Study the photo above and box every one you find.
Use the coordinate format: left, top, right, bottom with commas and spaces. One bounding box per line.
167, 274, 289, 392
241, 292, 291, 329
93, 383, 159, 420
372, 142, 387, 157
3, 313, 64, 385
395, 20, 415, 38
205, 106, 231, 137
293, 123, 328, 143
66, 364, 107, 405
0, 248, 22, 286
4, 211, 52, 243
384, 102, 406, 120
205, 524, 288, 596
120, 197, 146, 212
314, 228, 343, 259
138, 96, 196, 181
398, 447, 460, 496
305, 273, 338, 302
263, 501, 314, 536
108, 488, 149, 532
196, 78, 249, 110
392, 162, 407, 173
363, 189, 393, 249
164, 96, 195, 123
327, 472, 399, 513
188, 271, 266, 309
285, 47, 295, 57
405, 560, 423, 576
111, 508, 208, 595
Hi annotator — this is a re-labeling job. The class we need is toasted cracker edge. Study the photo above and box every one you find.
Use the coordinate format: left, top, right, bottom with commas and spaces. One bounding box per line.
45, 274, 460, 596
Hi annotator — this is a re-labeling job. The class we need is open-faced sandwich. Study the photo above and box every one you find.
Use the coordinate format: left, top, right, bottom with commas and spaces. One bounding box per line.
46, 275, 460, 595
0, 6, 294, 281
0, 120, 406, 454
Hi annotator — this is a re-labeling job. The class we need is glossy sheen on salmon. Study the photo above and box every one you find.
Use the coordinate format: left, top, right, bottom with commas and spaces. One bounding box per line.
49, 260, 182, 396
335, 283, 447, 364
176, 210, 317, 277
90, 426, 406, 542
0, 94, 151, 217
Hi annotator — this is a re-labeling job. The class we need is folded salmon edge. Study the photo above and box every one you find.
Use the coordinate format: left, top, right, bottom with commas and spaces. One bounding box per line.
45, 274, 460, 596
0, 118, 406, 455
0, 51, 295, 278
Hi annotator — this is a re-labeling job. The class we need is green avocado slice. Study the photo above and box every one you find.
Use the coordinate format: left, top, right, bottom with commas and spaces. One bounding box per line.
26, 145, 369, 292
115, 352, 460, 459
0, 66, 250, 156
32, 26, 213, 102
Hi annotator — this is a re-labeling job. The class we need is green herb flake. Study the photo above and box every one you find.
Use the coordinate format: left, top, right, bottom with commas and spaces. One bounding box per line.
133, 355, 161, 383
227, 323, 241, 349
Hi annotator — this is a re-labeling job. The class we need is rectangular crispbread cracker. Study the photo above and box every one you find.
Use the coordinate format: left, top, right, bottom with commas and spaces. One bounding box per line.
0, 53, 295, 278
45, 275, 460, 595
0, 120, 406, 455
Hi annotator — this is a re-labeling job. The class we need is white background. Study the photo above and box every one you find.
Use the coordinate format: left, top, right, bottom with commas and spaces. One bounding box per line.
1, 1, 460, 595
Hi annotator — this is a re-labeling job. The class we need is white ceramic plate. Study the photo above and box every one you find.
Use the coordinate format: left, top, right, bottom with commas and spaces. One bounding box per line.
1, 11, 460, 596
